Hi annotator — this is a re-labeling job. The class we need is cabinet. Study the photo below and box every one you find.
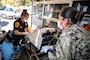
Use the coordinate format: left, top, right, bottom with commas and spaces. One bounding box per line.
72, 1, 90, 30
31, 1, 69, 29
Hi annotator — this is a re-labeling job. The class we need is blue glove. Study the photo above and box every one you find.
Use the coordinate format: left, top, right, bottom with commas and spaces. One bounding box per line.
40, 45, 53, 53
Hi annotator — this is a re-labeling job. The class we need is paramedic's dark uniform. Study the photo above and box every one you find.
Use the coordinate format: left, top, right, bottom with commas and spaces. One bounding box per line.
13, 18, 28, 46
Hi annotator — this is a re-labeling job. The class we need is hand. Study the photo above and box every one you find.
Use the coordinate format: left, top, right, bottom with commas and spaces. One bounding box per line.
23, 32, 29, 35
29, 30, 34, 34
40, 45, 53, 53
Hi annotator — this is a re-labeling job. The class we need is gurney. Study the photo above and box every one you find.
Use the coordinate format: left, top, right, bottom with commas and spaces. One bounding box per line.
26, 27, 56, 49
24, 28, 57, 60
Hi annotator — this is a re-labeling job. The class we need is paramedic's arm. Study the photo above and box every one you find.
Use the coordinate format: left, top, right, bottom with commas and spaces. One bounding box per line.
14, 30, 25, 35
14, 29, 29, 35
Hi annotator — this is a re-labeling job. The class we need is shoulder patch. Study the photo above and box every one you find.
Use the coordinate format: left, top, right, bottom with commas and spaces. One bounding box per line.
15, 22, 20, 28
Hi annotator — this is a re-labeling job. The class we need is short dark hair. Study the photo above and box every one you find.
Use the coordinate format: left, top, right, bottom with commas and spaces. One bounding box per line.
60, 7, 84, 24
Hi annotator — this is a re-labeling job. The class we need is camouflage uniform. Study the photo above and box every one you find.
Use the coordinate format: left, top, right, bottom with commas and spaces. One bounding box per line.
55, 24, 90, 60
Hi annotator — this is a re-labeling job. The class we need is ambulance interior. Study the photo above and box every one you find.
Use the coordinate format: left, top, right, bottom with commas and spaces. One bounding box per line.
24, 0, 90, 59
30, 0, 90, 49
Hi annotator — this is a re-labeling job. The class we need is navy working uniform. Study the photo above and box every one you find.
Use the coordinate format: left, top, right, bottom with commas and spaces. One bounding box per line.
12, 18, 28, 47
47, 24, 90, 60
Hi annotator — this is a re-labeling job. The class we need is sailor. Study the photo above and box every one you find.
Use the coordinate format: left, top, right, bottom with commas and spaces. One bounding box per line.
41, 7, 90, 60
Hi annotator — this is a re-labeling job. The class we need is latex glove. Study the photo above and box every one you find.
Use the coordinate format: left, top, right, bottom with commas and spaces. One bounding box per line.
29, 30, 34, 34
23, 32, 29, 35
40, 45, 53, 53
